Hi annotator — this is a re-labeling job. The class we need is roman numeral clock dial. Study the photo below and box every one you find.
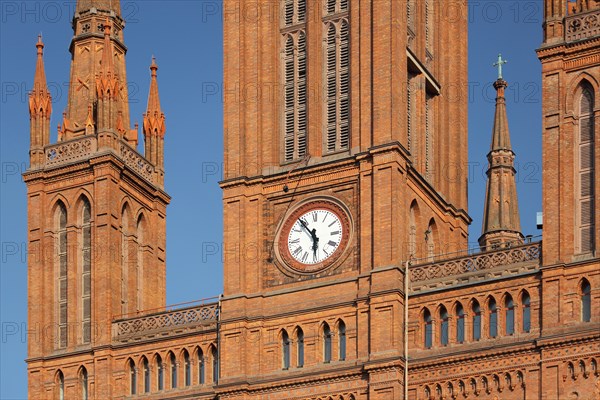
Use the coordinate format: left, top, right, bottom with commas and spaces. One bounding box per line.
276, 199, 352, 273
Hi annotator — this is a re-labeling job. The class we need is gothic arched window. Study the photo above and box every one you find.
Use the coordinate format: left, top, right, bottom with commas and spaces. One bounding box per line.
136, 215, 145, 311
183, 350, 191, 386
156, 354, 164, 391
323, 323, 332, 362
472, 300, 481, 341
142, 357, 150, 393
423, 308, 433, 348
169, 352, 177, 389
281, 330, 290, 369
577, 85, 595, 253
282, 0, 307, 162
120, 205, 131, 315
211, 346, 219, 383
522, 291, 531, 332
296, 327, 304, 367
81, 198, 91, 344
338, 320, 347, 361
440, 306, 449, 346
456, 303, 465, 343
197, 348, 205, 384
324, 0, 350, 154
581, 279, 592, 322
56, 370, 64, 400
505, 294, 515, 335
79, 367, 88, 400
489, 297, 498, 338
56, 202, 68, 349
128, 359, 137, 395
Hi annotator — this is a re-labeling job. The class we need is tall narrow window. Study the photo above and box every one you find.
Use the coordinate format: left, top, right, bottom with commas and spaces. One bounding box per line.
456, 303, 465, 343
323, 323, 332, 362
129, 359, 137, 395
409, 202, 417, 258
577, 86, 595, 253
338, 320, 346, 361
324, 1, 350, 153
425, 0, 434, 57
581, 279, 592, 322
143, 357, 150, 394
121, 206, 130, 315
425, 93, 434, 181
424, 309, 433, 348
440, 306, 449, 346
296, 328, 304, 367
56, 203, 68, 349
183, 350, 191, 387
505, 295, 515, 335
81, 199, 91, 344
156, 355, 164, 391
282, 1, 307, 162
426, 220, 436, 262
136, 216, 144, 312
489, 297, 498, 338
522, 291, 531, 333
198, 348, 205, 384
80, 367, 88, 400
472, 301, 481, 341
407, 72, 417, 158
282, 330, 290, 369
211, 346, 218, 383
169, 352, 177, 389
57, 371, 64, 400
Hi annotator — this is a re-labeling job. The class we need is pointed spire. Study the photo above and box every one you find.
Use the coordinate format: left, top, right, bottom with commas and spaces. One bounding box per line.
479, 75, 523, 250
30, 35, 51, 117
143, 57, 166, 186
100, 20, 115, 77
29, 35, 52, 167
146, 57, 163, 118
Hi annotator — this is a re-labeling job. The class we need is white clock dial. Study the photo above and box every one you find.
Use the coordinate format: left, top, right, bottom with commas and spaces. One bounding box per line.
287, 209, 343, 265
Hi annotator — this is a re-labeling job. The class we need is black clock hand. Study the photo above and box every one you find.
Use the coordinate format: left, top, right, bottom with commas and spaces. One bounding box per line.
311, 228, 319, 256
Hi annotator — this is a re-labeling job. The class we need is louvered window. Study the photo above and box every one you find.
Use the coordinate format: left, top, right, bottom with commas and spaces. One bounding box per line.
425, 93, 434, 180
56, 203, 68, 349
577, 88, 595, 253
324, 0, 350, 154
407, 72, 417, 161
425, 0, 434, 58
81, 200, 91, 344
282, 0, 307, 162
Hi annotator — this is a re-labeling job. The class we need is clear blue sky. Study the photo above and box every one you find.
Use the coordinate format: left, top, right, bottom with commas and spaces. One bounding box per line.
0, 1, 543, 398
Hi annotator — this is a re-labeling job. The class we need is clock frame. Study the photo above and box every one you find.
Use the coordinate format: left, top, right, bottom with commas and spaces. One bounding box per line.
275, 198, 352, 274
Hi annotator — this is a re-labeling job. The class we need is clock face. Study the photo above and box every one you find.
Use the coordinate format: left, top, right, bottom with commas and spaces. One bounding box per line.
277, 199, 351, 273
287, 209, 343, 265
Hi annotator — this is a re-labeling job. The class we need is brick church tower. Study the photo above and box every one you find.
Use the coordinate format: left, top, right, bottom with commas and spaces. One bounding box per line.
218, 0, 469, 397
537, 0, 599, 262
24, 0, 170, 397
24, 1, 598, 399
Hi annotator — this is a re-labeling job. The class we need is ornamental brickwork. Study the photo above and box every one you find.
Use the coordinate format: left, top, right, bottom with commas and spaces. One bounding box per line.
24, 1, 598, 399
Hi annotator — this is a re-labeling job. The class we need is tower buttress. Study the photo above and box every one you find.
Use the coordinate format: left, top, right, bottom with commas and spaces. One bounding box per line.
28, 35, 51, 168
479, 74, 524, 249
143, 57, 166, 186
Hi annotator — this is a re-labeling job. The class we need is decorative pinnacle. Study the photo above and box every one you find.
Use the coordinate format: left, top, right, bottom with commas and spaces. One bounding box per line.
493, 53, 508, 80
36, 34, 44, 54
150, 56, 158, 77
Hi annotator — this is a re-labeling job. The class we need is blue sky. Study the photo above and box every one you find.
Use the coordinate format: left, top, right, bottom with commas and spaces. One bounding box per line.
0, 1, 543, 398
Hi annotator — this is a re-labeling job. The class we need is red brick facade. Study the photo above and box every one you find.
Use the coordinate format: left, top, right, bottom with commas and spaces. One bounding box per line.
24, 1, 598, 399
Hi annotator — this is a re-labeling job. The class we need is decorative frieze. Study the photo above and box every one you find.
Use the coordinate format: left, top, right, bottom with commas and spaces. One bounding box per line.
409, 242, 541, 290
45, 136, 96, 166
120, 142, 154, 182
566, 9, 600, 42
113, 303, 219, 343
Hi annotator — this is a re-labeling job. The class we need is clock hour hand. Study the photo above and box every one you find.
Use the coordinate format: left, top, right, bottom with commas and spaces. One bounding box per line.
311, 228, 319, 256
